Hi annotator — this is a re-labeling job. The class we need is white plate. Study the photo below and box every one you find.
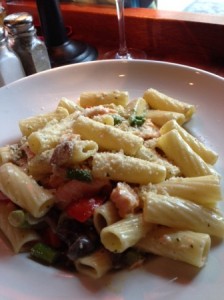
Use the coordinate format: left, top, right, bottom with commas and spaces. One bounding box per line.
0, 60, 224, 300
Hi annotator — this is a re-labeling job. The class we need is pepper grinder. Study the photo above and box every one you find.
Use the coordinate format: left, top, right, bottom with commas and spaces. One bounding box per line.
35, 0, 98, 67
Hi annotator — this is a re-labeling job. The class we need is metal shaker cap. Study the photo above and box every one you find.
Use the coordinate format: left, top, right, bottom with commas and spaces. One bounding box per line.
4, 12, 35, 35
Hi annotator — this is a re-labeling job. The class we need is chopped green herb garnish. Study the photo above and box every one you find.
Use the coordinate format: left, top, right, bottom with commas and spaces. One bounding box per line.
67, 168, 92, 182
129, 115, 145, 127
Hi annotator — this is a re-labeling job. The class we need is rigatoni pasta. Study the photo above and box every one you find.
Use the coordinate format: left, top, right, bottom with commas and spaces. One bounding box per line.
0, 145, 14, 166
19, 106, 69, 137
160, 119, 218, 165
149, 175, 222, 208
141, 191, 224, 238
143, 88, 196, 121
57, 97, 83, 114
0, 87, 223, 280
0, 162, 55, 218
79, 90, 129, 108
135, 145, 181, 178
27, 149, 53, 180
146, 110, 186, 127
137, 226, 211, 268
28, 111, 81, 154
73, 115, 143, 156
100, 213, 152, 253
0, 202, 39, 253
92, 152, 166, 184
75, 248, 113, 279
156, 129, 215, 177
93, 201, 120, 233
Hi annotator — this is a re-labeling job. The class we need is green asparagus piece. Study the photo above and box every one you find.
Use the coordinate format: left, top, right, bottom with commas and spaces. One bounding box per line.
30, 242, 59, 264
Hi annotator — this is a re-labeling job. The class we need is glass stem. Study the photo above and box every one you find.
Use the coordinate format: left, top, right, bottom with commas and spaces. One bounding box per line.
115, 0, 128, 57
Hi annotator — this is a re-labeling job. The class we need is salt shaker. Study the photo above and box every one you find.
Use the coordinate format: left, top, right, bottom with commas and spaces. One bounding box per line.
0, 27, 25, 88
4, 12, 51, 76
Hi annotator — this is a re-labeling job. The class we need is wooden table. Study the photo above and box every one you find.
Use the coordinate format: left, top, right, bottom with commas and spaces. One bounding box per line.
4, 1, 224, 77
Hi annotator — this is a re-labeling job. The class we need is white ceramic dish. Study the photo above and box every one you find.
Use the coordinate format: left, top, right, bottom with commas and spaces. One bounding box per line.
0, 60, 224, 300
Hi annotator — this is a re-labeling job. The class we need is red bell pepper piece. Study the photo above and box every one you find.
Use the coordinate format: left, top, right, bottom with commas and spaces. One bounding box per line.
66, 196, 104, 223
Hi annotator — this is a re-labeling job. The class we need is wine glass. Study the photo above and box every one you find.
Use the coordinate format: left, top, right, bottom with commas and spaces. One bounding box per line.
103, 0, 147, 59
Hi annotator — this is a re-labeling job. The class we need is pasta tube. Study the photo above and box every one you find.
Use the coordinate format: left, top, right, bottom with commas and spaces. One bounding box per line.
69, 140, 98, 164
73, 115, 143, 156
50, 138, 98, 167
93, 201, 120, 233
135, 146, 181, 178
160, 119, 218, 165
143, 88, 196, 121
93, 114, 114, 126
28, 111, 80, 154
19, 106, 69, 137
100, 213, 152, 253
125, 97, 149, 116
0, 163, 55, 218
137, 226, 211, 268
57, 97, 83, 114
0, 146, 14, 166
28, 149, 53, 180
79, 90, 129, 107
75, 248, 113, 279
92, 152, 166, 185
146, 110, 186, 127
0, 202, 39, 253
152, 175, 222, 208
142, 192, 224, 238
157, 129, 214, 177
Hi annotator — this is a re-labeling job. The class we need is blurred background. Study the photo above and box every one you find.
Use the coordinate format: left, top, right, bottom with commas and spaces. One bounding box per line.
158, 0, 224, 15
